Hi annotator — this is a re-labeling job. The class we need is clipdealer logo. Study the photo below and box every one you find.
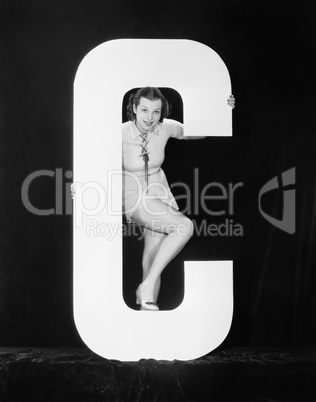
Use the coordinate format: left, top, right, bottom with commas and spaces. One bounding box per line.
258, 167, 296, 235
21, 167, 296, 235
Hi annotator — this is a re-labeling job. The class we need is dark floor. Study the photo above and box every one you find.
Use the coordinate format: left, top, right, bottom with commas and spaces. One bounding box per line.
0, 346, 315, 401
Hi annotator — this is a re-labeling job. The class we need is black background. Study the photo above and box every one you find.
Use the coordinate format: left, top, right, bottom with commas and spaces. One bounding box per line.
1, 0, 315, 354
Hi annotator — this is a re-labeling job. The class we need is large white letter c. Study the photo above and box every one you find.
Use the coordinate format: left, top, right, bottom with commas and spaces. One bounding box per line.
73, 39, 233, 361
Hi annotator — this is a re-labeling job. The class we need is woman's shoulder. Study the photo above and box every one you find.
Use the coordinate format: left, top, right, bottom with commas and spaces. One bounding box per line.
122, 120, 133, 136
122, 120, 132, 130
161, 118, 184, 139
162, 118, 182, 127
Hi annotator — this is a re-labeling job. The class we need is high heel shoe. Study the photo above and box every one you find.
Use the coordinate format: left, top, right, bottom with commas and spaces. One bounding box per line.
136, 285, 159, 311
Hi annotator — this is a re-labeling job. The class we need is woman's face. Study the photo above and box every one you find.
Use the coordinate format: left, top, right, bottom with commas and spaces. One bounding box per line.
133, 97, 162, 133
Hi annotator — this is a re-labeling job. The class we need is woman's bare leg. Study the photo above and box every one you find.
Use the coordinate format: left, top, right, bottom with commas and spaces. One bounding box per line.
142, 228, 165, 302
131, 199, 193, 303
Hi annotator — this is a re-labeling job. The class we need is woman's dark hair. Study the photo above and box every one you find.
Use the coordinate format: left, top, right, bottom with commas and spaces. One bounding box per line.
126, 87, 171, 122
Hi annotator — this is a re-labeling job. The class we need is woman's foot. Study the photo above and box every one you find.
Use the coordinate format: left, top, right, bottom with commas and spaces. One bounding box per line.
136, 284, 159, 311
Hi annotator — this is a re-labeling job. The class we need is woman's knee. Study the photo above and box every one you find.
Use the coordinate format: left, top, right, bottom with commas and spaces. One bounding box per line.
183, 217, 194, 238
168, 216, 193, 238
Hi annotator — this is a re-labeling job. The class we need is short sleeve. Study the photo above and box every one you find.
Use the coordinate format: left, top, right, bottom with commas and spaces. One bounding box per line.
164, 119, 185, 140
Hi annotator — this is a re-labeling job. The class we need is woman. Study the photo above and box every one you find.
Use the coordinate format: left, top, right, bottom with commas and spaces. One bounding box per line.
122, 87, 234, 311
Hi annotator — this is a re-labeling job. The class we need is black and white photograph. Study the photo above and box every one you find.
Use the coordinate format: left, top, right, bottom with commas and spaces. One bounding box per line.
1, 0, 315, 400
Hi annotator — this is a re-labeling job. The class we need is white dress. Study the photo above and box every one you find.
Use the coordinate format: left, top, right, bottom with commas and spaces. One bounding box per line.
122, 118, 185, 220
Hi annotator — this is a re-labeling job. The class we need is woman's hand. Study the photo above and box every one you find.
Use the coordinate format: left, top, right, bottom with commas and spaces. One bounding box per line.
71, 183, 75, 199
227, 95, 235, 109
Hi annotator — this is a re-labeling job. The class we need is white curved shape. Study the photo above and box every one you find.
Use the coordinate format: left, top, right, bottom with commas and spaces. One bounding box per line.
73, 39, 233, 361
75, 261, 233, 361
